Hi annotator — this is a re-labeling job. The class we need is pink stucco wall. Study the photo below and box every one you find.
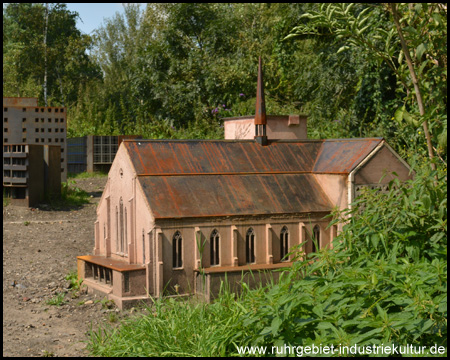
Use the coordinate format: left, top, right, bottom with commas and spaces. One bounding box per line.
95, 144, 156, 265
354, 145, 413, 185
223, 115, 307, 140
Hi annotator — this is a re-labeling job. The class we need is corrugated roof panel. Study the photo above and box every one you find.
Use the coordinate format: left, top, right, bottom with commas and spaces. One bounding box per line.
313, 139, 382, 173
124, 138, 384, 219
139, 174, 332, 219
124, 140, 323, 175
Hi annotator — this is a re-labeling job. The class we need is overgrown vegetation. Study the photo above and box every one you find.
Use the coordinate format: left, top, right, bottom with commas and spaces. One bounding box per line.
3, 190, 11, 207
87, 162, 447, 357
4, 4, 446, 166
67, 171, 108, 179
46, 181, 90, 209
3, 181, 89, 209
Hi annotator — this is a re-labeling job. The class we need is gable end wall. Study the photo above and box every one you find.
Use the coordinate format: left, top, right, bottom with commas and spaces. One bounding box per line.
354, 145, 412, 185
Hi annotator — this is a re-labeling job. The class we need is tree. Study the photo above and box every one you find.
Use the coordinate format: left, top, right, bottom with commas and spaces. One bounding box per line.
285, 3, 447, 167
3, 3, 100, 106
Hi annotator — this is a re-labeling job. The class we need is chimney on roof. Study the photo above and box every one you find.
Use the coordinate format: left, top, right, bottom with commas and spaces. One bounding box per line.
254, 57, 268, 146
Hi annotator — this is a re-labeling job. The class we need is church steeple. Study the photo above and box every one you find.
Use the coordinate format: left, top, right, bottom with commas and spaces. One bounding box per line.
254, 56, 268, 146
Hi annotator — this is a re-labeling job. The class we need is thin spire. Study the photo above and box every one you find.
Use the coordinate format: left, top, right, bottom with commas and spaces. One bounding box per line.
254, 57, 268, 145
254, 56, 267, 125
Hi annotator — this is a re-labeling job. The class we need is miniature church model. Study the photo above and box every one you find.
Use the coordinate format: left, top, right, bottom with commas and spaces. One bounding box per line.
77, 58, 413, 309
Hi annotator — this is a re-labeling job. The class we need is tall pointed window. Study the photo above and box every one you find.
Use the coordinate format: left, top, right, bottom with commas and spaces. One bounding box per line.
280, 226, 289, 261
312, 225, 320, 253
173, 231, 183, 268
142, 229, 146, 264
210, 229, 220, 266
246, 228, 256, 264
119, 198, 124, 253
124, 207, 127, 255
115, 206, 119, 252
103, 223, 106, 250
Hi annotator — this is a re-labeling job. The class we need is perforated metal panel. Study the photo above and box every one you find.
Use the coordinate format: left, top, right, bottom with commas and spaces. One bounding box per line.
93, 136, 118, 164
67, 137, 87, 173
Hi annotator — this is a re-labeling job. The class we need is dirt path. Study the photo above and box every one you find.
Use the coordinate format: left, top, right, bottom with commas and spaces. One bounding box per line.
3, 176, 128, 357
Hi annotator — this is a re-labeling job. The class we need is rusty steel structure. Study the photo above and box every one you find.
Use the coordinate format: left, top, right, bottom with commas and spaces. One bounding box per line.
254, 56, 268, 145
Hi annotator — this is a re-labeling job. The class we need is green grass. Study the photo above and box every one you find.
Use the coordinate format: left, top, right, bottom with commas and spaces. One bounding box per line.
68, 171, 108, 179
87, 293, 246, 357
46, 293, 67, 306
3, 189, 11, 206
45, 181, 90, 209
3, 178, 92, 209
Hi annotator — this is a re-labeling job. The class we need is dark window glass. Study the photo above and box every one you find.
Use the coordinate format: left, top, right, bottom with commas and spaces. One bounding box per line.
246, 228, 256, 264
312, 225, 320, 253
210, 229, 220, 266
280, 226, 289, 261
173, 231, 183, 268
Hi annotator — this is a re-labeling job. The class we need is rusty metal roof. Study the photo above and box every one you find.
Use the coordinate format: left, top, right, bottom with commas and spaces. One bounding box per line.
139, 173, 331, 219
122, 138, 383, 219
124, 138, 382, 176
313, 138, 382, 173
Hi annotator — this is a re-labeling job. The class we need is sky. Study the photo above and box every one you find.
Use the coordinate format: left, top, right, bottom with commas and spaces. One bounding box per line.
65, 3, 127, 35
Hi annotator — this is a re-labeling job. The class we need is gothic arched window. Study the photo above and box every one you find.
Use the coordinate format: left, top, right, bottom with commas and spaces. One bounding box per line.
173, 231, 183, 268
312, 225, 320, 253
124, 207, 127, 255
115, 206, 119, 252
246, 228, 256, 264
280, 226, 289, 261
119, 198, 124, 253
142, 229, 146, 264
210, 229, 220, 266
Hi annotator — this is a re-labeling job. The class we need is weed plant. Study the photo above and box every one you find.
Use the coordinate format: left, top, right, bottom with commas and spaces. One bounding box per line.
46, 181, 90, 209
68, 171, 108, 179
46, 293, 67, 307
87, 164, 447, 357
65, 271, 82, 290
3, 190, 11, 207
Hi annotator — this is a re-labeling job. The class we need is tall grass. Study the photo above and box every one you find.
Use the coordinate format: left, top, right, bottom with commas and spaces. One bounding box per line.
3, 189, 11, 207
46, 181, 90, 209
87, 294, 246, 357
68, 171, 108, 179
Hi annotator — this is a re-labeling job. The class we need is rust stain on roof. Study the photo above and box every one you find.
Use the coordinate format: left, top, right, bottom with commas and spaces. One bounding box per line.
313, 138, 382, 173
124, 138, 383, 219
139, 174, 332, 219
124, 139, 382, 176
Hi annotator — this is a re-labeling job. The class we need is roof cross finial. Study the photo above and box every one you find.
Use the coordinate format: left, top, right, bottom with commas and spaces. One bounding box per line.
254, 56, 268, 146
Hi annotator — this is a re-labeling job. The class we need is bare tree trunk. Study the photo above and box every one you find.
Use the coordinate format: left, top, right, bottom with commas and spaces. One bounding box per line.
56, 65, 65, 107
390, 3, 437, 174
43, 3, 49, 106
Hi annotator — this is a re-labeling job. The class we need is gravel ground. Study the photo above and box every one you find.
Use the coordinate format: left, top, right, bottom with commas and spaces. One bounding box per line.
3, 176, 132, 357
